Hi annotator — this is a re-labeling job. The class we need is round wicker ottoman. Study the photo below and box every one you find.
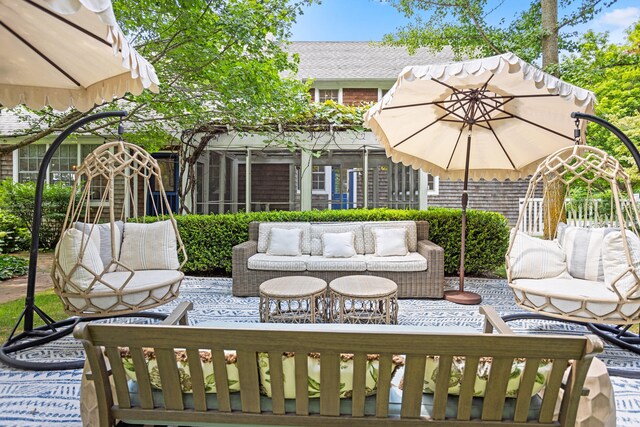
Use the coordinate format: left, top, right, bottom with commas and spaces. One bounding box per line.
259, 276, 327, 323
329, 275, 398, 324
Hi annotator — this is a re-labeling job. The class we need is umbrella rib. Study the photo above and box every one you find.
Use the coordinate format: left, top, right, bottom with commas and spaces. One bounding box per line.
391, 112, 454, 149
490, 106, 574, 141
446, 124, 467, 170
0, 20, 81, 87
486, 121, 517, 170
25, 0, 110, 47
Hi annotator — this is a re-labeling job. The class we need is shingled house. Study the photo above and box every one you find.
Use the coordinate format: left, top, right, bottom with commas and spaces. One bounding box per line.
187, 42, 530, 224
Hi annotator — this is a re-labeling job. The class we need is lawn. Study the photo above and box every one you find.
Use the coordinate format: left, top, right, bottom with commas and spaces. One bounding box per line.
0, 290, 66, 338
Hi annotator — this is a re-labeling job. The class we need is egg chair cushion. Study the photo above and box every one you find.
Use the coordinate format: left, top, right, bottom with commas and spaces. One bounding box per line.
509, 230, 569, 280
65, 270, 183, 314
557, 223, 616, 281
75, 221, 124, 268
119, 220, 180, 271
57, 228, 105, 290
602, 230, 640, 298
510, 277, 640, 322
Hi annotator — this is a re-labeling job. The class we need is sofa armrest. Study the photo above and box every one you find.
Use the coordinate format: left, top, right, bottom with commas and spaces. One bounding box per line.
479, 306, 514, 335
233, 240, 258, 261
417, 239, 444, 270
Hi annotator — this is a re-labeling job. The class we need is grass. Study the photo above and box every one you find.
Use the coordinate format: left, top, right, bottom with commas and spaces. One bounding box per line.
0, 290, 66, 338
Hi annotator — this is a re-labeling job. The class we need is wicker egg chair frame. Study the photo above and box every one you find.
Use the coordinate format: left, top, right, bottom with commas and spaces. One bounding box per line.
503, 112, 640, 378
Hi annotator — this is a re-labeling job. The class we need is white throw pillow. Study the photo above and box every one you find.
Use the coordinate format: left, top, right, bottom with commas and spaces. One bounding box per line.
509, 230, 569, 280
267, 228, 303, 256
56, 228, 104, 290
119, 220, 180, 270
557, 223, 615, 281
373, 228, 408, 257
75, 221, 123, 270
602, 230, 640, 298
322, 232, 356, 258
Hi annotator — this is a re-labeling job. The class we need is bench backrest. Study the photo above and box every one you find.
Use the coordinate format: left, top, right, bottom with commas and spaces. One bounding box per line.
75, 322, 601, 427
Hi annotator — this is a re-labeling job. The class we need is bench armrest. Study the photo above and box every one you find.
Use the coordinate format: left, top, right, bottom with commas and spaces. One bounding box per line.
161, 301, 193, 325
480, 305, 515, 335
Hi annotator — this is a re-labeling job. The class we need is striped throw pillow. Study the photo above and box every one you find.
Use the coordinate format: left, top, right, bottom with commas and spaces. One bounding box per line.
509, 230, 569, 280
119, 220, 180, 271
557, 223, 616, 281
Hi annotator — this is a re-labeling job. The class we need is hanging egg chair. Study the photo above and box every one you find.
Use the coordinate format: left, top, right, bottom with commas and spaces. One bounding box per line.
51, 141, 187, 317
506, 143, 640, 354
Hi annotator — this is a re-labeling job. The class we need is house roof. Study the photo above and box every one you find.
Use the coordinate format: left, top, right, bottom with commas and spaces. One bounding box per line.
287, 41, 455, 81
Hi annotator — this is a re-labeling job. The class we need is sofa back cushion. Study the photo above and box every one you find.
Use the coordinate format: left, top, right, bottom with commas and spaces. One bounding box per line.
509, 229, 569, 280
310, 223, 365, 255
421, 356, 555, 398
363, 221, 417, 254
117, 347, 240, 394
258, 222, 311, 255
258, 352, 403, 399
557, 223, 616, 281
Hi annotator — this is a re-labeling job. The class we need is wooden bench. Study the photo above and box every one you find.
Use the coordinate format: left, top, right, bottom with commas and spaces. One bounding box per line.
75, 302, 603, 426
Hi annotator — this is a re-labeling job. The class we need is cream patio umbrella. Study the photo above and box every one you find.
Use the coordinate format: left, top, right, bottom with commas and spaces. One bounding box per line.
0, 0, 160, 370
0, 0, 159, 111
364, 53, 595, 305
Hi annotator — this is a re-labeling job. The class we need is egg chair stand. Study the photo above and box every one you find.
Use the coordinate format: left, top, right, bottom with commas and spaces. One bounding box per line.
0, 111, 171, 371
503, 112, 640, 379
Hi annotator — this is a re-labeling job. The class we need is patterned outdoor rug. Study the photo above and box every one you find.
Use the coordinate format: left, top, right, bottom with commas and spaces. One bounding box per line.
0, 277, 639, 426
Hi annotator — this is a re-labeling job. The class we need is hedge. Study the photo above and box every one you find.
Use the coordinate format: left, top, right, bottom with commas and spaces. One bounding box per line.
141, 208, 509, 276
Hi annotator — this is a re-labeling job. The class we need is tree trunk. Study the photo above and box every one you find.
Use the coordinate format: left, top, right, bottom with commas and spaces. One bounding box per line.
541, 0, 565, 239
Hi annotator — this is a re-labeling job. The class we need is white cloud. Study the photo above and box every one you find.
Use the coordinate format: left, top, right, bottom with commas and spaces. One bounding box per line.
599, 7, 640, 28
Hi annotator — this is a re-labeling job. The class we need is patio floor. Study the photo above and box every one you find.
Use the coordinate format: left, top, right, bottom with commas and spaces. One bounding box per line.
0, 276, 639, 426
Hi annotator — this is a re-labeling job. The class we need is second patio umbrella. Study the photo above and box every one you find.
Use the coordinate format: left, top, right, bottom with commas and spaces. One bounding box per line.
364, 53, 595, 304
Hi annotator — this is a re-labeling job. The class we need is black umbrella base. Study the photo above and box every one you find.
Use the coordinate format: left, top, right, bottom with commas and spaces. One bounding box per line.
444, 290, 482, 305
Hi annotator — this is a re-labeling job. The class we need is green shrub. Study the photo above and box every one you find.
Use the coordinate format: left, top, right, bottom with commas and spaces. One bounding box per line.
0, 255, 29, 280
0, 210, 30, 253
0, 179, 77, 250
141, 208, 509, 276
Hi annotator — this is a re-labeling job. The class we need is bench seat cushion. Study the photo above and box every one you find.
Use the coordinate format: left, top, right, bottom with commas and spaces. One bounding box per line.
365, 253, 427, 272
510, 278, 640, 320
248, 254, 309, 271
66, 270, 183, 313
306, 255, 367, 271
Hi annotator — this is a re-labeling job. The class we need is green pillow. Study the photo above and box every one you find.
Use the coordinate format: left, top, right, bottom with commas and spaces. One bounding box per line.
258, 352, 404, 399
117, 347, 240, 394
422, 356, 555, 397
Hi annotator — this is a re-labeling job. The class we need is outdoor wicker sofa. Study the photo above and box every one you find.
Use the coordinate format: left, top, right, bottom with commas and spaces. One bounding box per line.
232, 220, 445, 298
76, 302, 603, 426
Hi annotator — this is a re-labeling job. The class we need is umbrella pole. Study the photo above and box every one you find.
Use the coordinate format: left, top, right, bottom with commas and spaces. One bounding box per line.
444, 123, 482, 305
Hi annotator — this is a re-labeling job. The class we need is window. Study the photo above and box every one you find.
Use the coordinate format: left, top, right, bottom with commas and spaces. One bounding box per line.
80, 144, 105, 200
312, 166, 326, 191
426, 174, 439, 195
18, 144, 46, 183
318, 89, 339, 103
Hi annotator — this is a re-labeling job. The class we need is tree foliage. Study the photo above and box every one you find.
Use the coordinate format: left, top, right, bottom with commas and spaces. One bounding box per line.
383, 0, 619, 65
1, 0, 314, 153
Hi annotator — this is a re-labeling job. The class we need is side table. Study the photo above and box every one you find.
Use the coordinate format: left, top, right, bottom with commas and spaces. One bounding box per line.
329, 275, 398, 324
259, 276, 327, 323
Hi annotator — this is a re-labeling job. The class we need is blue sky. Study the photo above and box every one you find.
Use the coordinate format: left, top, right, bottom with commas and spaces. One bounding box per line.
291, 0, 640, 45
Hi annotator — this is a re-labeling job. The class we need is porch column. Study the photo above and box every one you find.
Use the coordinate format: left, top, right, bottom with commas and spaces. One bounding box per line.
245, 148, 252, 213
231, 158, 238, 213
419, 171, 429, 210
218, 153, 226, 214
363, 149, 369, 209
300, 148, 313, 211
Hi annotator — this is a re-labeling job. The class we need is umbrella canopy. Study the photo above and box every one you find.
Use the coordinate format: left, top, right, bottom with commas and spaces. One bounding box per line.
0, 0, 159, 112
364, 53, 595, 181
364, 53, 596, 305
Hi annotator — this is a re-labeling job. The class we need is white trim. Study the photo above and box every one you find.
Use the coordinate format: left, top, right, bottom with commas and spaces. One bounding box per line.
12, 150, 18, 182
377, 88, 383, 101
427, 175, 440, 196
337, 88, 343, 105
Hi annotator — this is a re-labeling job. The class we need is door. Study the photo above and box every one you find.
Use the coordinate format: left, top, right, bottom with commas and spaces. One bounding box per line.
148, 153, 179, 214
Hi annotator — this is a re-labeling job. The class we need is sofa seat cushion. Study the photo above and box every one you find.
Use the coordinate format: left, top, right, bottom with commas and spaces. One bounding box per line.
363, 221, 417, 253
510, 278, 640, 320
310, 223, 365, 255
65, 270, 183, 313
248, 254, 309, 271
365, 252, 427, 272
306, 255, 367, 272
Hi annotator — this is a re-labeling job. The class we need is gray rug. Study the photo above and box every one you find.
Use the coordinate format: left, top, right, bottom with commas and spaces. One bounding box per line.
0, 277, 638, 426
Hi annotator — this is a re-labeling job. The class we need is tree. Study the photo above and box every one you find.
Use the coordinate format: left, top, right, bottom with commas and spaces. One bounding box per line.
0, 0, 313, 154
